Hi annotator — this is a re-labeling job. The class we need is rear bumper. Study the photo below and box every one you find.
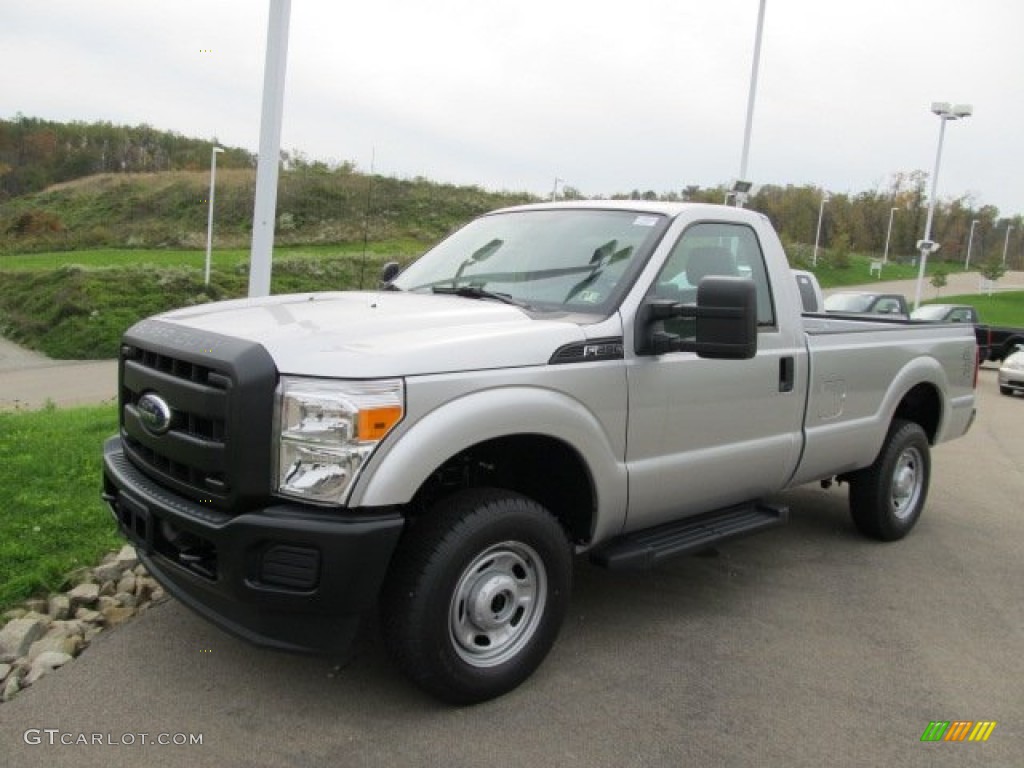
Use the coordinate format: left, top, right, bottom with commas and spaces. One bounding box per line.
101, 436, 405, 655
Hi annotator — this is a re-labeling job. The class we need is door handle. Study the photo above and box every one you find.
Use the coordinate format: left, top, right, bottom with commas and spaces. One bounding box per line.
779, 356, 795, 393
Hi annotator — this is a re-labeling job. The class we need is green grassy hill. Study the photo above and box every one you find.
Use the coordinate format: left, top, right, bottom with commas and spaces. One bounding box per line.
0, 167, 536, 254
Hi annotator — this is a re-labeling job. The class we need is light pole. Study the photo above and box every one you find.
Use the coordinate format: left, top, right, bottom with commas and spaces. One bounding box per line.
813, 192, 829, 267
551, 177, 563, 201
734, 0, 767, 208
204, 146, 225, 286
883, 206, 899, 264
913, 102, 972, 310
1002, 225, 1014, 265
965, 219, 979, 269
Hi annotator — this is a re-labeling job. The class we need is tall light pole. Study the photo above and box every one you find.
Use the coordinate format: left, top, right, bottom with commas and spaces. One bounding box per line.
913, 102, 972, 310
1002, 225, 1014, 265
249, 0, 292, 298
813, 192, 829, 267
551, 177, 563, 201
735, 0, 767, 208
883, 206, 899, 264
965, 219, 979, 269
204, 146, 224, 286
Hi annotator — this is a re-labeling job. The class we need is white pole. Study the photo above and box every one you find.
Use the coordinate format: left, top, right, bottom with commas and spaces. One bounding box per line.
882, 206, 898, 264
248, 0, 292, 298
736, 0, 767, 208
913, 117, 948, 311
965, 219, 978, 269
1002, 225, 1014, 265
813, 193, 828, 267
204, 146, 224, 286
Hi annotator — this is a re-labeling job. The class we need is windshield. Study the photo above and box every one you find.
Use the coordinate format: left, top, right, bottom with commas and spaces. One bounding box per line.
824, 293, 873, 312
393, 208, 668, 313
911, 305, 951, 321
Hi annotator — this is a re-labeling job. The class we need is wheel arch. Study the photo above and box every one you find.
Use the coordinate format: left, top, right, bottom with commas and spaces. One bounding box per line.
892, 381, 942, 444
350, 386, 627, 545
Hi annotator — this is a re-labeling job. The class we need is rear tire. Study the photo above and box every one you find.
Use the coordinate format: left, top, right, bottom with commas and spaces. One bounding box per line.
1000, 386, 1013, 396
848, 419, 930, 541
381, 488, 572, 705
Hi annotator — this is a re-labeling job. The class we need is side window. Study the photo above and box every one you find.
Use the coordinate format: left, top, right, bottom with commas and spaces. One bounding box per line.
648, 222, 776, 340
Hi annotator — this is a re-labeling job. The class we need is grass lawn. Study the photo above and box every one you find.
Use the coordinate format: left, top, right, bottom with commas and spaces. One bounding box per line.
0, 404, 121, 612
921, 291, 1024, 326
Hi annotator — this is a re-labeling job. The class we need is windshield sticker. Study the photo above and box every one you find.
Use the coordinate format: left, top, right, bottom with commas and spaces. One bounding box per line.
577, 290, 602, 304
633, 216, 659, 227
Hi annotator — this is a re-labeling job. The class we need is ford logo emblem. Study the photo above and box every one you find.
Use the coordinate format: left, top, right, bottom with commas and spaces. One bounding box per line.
137, 392, 173, 435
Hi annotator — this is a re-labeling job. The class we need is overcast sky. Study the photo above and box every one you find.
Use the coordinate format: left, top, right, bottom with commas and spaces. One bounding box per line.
2, 0, 1022, 215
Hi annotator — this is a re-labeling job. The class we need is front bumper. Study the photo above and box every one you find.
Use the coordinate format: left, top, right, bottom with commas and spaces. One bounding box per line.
101, 436, 405, 655
998, 368, 1024, 394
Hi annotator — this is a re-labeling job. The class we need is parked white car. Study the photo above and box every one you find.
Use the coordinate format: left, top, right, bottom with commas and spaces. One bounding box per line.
998, 346, 1024, 396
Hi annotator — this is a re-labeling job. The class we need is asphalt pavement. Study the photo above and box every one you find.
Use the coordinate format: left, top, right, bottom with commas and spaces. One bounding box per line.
0, 336, 116, 411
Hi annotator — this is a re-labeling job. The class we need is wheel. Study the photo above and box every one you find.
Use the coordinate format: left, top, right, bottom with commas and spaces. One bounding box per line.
848, 419, 931, 541
1000, 386, 1013, 396
381, 488, 572, 705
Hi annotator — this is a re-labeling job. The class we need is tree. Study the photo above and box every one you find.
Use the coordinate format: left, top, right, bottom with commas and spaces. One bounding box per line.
930, 269, 948, 296
979, 256, 1006, 284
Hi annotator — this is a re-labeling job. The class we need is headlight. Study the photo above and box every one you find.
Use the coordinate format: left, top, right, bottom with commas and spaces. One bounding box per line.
274, 377, 404, 505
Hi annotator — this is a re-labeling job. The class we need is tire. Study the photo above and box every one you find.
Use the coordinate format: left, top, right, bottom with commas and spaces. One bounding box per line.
848, 419, 931, 541
380, 488, 572, 705
1000, 386, 1013, 396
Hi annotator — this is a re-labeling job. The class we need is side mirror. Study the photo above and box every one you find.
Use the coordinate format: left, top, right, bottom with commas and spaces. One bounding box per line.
379, 261, 401, 288
635, 277, 757, 360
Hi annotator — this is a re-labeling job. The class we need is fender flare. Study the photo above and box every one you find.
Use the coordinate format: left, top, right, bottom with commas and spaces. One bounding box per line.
349, 386, 628, 540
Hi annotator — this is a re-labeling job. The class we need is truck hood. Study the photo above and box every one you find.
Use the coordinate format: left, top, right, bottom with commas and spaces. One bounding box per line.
156, 291, 587, 377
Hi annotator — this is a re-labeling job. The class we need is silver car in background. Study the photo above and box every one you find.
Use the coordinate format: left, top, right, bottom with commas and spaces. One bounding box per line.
998, 346, 1024, 396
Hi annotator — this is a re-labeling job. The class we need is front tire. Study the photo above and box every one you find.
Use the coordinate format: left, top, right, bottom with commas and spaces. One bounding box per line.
848, 419, 931, 541
381, 488, 572, 705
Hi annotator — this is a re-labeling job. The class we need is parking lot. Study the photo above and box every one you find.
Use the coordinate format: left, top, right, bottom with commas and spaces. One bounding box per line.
0, 367, 1020, 767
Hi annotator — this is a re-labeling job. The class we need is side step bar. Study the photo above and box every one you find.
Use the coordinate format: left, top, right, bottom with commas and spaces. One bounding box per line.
590, 502, 788, 570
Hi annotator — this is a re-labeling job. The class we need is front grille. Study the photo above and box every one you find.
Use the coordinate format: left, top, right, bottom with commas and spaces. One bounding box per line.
118, 319, 278, 512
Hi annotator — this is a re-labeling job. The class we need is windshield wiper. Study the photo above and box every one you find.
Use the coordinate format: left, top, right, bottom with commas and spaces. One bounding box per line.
432, 285, 528, 308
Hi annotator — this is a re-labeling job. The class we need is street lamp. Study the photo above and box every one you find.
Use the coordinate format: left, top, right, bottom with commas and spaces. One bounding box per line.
965, 219, 979, 269
735, 0, 767, 209
913, 102, 972, 310
1002, 225, 1014, 265
551, 177, 563, 201
883, 206, 899, 264
813, 192, 829, 267
205, 146, 225, 286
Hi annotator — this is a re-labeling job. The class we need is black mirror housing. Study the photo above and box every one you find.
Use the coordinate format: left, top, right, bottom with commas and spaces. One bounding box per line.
635, 277, 757, 360
691, 277, 757, 359
379, 261, 401, 288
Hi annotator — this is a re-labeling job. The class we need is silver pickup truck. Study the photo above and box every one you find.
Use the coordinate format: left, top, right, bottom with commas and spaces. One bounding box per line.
101, 201, 977, 704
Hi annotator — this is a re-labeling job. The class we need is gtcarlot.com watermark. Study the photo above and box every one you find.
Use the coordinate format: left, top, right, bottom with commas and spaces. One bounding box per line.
24, 729, 203, 747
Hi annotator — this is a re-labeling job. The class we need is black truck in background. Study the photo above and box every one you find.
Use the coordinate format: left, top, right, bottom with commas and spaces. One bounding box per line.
910, 303, 1024, 362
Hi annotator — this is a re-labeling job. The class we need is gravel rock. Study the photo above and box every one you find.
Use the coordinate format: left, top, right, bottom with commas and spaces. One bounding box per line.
2, 668, 23, 702
93, 561, 124, 584
25, 651, 72, 686
48, 594, 71, 621
0, 617, 48, 658
0, 547, 162, 705
115, 545, 139, 570
67, 583, 100, 609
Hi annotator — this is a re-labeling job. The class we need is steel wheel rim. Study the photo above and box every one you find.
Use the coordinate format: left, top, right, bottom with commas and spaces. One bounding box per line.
890, 445, 924, 520
449, 541, 547, 668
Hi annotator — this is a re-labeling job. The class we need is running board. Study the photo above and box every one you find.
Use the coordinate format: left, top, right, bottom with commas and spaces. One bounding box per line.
590, 502, 788, 570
